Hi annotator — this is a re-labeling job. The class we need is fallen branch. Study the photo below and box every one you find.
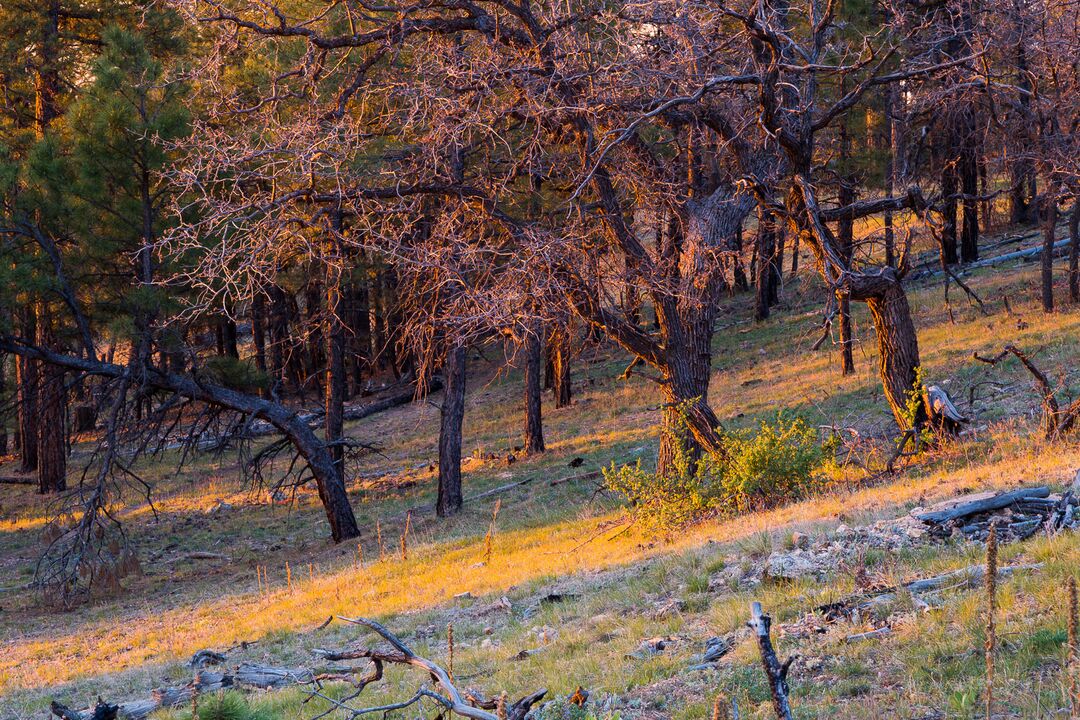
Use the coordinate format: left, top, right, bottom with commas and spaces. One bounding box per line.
975, 345, 1080, 441
311, 616, 546, 720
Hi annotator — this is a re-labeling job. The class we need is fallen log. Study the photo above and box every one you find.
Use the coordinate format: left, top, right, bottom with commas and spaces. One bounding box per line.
0, 475, 36, 485
915, 486, 1050, 524
52, 662, 311, 720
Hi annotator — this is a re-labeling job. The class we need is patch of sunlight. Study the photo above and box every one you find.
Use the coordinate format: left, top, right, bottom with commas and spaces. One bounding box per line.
3, 430, 1076, 695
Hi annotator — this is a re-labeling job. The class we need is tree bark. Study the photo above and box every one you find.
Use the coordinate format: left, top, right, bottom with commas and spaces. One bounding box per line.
754, 208, 780, 321
35, 306, 66, 494
221, 317, 239, 358
0, 352, 6, 456
268, 284, 289, 391
251, 293, 267, 373
655, 307, 723, 476
959, 129, 980, 263
857, 273, 924, 429
940, 162, 959, 265
16, 310, 38, 472
1069, 200, 1079, 303
837, 179, 856, 376
523, 324, 545, 455
437, 343, 467, 517
1042, 196, 1058, 313
551, 328, 572, 409
346, 281, 370, 398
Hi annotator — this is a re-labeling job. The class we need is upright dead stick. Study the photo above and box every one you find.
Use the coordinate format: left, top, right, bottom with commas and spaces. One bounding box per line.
1068, 576, 1078, 713
984, 525, 997, 720
748, 602, 794, 720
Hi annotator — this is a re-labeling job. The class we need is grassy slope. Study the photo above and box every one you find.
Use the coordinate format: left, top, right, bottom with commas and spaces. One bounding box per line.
1, 229, 1079, 719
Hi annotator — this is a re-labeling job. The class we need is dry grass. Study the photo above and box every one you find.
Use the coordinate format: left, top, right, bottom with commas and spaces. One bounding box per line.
1, 230, 1079, 718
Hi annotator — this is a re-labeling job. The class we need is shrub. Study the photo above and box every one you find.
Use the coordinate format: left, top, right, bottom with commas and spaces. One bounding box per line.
604, 406, 834, 535
718, 413, 834, 511
156, 691, 276, 720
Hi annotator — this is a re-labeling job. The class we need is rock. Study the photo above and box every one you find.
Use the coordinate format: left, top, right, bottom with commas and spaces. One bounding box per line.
473, 596, 513, 616
650, 598, 685, 619
627, 636, 675, 660
1071, 469, 1080, 494
764, 551, 821, 581
453, 591, 475, 601
701, 634, 734, 663
791, 531, 811, 549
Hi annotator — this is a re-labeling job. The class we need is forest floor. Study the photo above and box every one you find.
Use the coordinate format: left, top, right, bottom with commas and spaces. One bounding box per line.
2, 222, 1080, 719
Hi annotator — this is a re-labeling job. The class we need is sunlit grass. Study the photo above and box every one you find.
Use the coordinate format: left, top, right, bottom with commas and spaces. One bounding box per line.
1, 236, 1079, 716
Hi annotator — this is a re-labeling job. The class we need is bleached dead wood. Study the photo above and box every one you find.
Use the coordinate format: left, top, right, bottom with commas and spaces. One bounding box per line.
51, 662, 312, 720
310, 616, 546, 720
748, 603, 795, 720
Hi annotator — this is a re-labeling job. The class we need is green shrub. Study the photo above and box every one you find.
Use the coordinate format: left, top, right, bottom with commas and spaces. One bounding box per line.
154, 691, 276, 720
604, 405, 834, 535
718, 412, 834, 511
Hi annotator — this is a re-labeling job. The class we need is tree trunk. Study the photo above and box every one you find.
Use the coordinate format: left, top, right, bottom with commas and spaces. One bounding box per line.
940, 163, 959, 265
251, 293, 267, 373
222, 317, 239, 358
655, 307, 723, 477
437, 344, 467, 517
523, 325, 545, 455
325, 273, 346, 486
16, 314, 38, 473
1042, 196, 1058, 313
0, 352, 7, 456
959, 132, 979, 263
36, 307, 66, 494
754, 208, 779, 321
855, 273, 924, 429
1069, 200, 1079, 303
305, 279, 325, 400
346, 281, 370, 398
732, 224, 749, 291
268, 284, 288, 391
838, 179, 856, 376
552, 329, 572, 409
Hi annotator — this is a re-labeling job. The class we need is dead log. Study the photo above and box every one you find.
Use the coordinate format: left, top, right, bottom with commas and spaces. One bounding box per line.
915, 486, 1050, 524
923, 385, 967, 436
748, 602, 795, 720
234, 662, 312, 688
50, 701, 118, 720
0, 475, 36, 485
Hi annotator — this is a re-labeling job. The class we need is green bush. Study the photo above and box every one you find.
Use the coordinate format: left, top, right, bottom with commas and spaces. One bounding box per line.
604, 406, 835, 535
719, 413, 834, 511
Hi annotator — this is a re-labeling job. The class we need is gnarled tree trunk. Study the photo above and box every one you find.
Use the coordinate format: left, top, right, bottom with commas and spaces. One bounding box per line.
854, 272, 923, 429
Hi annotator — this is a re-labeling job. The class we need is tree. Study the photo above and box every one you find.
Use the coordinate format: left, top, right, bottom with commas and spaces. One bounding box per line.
437, 343, 467, 517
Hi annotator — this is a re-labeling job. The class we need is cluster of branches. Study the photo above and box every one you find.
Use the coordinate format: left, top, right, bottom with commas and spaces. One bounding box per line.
0, 0, 1077, 602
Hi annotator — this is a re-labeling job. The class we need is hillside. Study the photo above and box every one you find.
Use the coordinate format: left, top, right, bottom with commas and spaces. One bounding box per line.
3, 231, 1080, 720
